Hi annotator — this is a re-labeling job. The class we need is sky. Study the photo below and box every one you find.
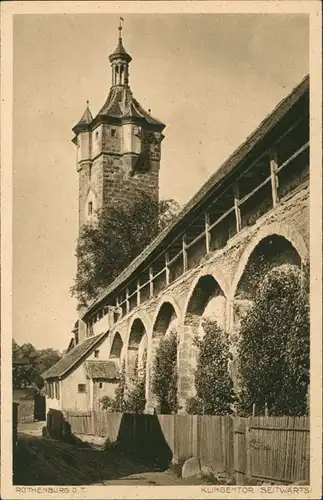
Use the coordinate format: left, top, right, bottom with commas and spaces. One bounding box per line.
12, 13, 309, 351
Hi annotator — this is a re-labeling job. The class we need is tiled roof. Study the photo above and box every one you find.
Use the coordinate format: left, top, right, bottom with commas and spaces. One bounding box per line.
109, 37, 132, 63
83, 74, 309, 318
72, 104, 93, 134
96, 86, 165, 128
85, 360, 120, 380
41, 332, 108, 380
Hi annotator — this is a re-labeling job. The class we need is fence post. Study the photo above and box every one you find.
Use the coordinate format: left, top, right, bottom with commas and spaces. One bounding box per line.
91, 411, 96, 435
221, 416, 228, 472
172, 414, 176, 460
233, 417, 247, 485
192, 415, 198, 458
245, 418, 251, 481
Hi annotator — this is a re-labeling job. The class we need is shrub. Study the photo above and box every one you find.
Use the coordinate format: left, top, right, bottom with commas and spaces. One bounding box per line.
113, 360, 127, 412
185, 396, 205, 415
123, 350, 147, 414
152, 328, 178, 414
189, 318, 235, 415
100, 396, 115, 412
99, 360, 127, 413
123, 378, 146, 414
237, 265, 309, 416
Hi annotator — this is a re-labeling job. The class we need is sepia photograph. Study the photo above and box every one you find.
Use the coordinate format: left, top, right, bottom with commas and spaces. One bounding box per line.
1, 1, 322, 499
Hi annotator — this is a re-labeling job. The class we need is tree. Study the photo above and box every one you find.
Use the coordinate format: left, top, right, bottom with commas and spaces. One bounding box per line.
101, 353, 148, 414
112, 360, 127, 412
12, 340, 61, 389
124, 350, 147, 414
71, 192, 181, 305
152, 328, 178, 414
237, 264, 309, 416
186, 318, 235, 415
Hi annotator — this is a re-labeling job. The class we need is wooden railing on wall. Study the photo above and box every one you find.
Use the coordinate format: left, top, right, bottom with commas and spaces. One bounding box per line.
87, 133, 309, 331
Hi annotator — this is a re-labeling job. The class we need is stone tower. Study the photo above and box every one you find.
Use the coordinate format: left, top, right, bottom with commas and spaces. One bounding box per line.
72, 21, 166, 230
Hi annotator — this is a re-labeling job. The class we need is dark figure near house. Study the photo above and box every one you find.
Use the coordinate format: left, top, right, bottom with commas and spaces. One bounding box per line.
33, 389, 46, 421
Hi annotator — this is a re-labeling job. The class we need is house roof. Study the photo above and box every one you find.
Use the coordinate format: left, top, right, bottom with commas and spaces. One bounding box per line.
41, 332, 108, 380
83, 74, 309, 319
85, 360, 120, 380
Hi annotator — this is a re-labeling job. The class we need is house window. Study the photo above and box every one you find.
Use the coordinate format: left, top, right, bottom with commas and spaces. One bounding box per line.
99, 382, 104, 389
55, 381, 60, 400
88, 201, 93, 216
111, 129, 116, 137
78, 384, 86, 393
94, 350, 99, 358
47, 382, 54, 399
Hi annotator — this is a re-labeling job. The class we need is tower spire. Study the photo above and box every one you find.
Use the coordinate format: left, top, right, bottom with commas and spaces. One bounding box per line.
118, 17, 124, 39
109, 17, 131, 86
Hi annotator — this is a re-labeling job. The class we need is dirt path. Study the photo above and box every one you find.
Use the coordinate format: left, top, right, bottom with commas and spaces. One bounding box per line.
14, 423, 203, 486
95, 470, 204, 485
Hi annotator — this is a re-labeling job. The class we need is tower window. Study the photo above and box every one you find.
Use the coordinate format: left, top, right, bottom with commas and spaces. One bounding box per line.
99, 382, 104, 389
111, 129, 116, 138
78, 384, 86, 393
94, 350, 99, 358
88, 202, 93, 216
95, 130, 99, 140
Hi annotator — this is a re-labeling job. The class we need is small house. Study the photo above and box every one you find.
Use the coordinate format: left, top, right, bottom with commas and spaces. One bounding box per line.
41, 332, 119, 412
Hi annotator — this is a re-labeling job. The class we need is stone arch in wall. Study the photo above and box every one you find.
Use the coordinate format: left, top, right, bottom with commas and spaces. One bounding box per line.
229, 226, 306, 394
146, 301, 179, 414
109, 332, 123, 364
126, 317, 148, 392
178, 274, 228, 413
230, 222, 308, 301
184, 274, 228, 332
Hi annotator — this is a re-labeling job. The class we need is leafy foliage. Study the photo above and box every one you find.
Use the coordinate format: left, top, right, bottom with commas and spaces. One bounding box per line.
12, 340, 61, 389
185, 396, 205, 415
100, 352, 147, 414
71, 193, 181, 305
100, 360, 127, 412
124, 350, 147, 414
237, 264, 309, 416
113, 360, 127, 412
186, 318, 235, 415
152, 328, 178, 414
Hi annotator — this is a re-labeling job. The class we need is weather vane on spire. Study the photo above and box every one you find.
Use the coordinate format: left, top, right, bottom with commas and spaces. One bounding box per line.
118, 17, 124, 38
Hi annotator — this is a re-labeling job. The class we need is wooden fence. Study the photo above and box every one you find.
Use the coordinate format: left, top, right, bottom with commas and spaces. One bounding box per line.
54, 410, 309, 485
13, 402, 19, 451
